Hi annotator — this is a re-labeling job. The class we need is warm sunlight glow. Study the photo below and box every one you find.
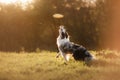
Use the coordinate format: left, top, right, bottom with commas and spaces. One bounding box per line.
82, 0, 97, 7
19, 0, 34, 10
82, 0, 97, 3
0, 0, 34, 10
0, 0, 16, 4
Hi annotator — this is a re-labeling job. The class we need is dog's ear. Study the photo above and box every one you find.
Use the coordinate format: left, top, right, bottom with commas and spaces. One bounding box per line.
65, 32, 68, 38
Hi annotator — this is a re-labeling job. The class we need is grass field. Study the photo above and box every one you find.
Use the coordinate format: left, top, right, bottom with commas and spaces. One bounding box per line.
0, 50, 120, 80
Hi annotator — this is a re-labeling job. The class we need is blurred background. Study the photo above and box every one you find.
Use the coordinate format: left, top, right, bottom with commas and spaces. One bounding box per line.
0, 0, 119, 52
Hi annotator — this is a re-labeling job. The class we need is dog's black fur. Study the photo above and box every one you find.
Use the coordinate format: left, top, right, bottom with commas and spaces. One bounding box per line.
61, 31, 68, 39
61, 42, 93, 61
71, 44, 93, 61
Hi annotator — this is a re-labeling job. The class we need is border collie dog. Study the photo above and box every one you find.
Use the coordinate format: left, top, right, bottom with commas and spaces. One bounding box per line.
56, 25, 94, 62
56, 25, 72, 61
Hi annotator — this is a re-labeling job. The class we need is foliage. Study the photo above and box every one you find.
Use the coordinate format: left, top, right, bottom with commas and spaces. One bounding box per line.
0, 0, 108, 51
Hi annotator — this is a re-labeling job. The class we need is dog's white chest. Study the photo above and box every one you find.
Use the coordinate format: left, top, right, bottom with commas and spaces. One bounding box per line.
57, 37, 69, 47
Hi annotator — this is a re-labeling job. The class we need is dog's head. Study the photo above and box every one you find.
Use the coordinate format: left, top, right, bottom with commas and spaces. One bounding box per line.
59, 25, 69, 39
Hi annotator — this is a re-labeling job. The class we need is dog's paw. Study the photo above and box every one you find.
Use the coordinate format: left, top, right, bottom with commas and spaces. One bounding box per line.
56, 55, 60, 58
63, 62, 68, 65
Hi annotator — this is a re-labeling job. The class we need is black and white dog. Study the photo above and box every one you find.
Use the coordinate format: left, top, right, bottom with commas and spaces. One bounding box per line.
56, 25, 94, 62
56, 25, 72, 61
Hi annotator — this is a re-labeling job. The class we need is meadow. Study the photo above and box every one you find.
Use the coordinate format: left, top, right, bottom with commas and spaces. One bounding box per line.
0, 50, 120, 80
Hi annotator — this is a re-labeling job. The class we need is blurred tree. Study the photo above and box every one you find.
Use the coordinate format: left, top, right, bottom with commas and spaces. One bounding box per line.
0, 0, 108, 51
102, 0, 120, 50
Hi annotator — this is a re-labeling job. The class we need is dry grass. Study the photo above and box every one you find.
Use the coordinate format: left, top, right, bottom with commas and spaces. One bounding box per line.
0, 50, 120, 80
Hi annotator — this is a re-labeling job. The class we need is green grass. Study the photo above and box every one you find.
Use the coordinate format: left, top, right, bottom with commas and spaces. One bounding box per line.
0, 50, 120, 80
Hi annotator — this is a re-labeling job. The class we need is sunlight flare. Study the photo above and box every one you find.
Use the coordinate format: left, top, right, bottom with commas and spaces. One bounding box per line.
82, 0, 97, 7
0, 0, 17, 4
0, 0, 34, 10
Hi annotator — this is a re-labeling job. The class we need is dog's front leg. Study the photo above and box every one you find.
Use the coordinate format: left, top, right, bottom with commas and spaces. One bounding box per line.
56, 52, 60, 58
60, 52, 69, 62
58, 47, 68, 62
